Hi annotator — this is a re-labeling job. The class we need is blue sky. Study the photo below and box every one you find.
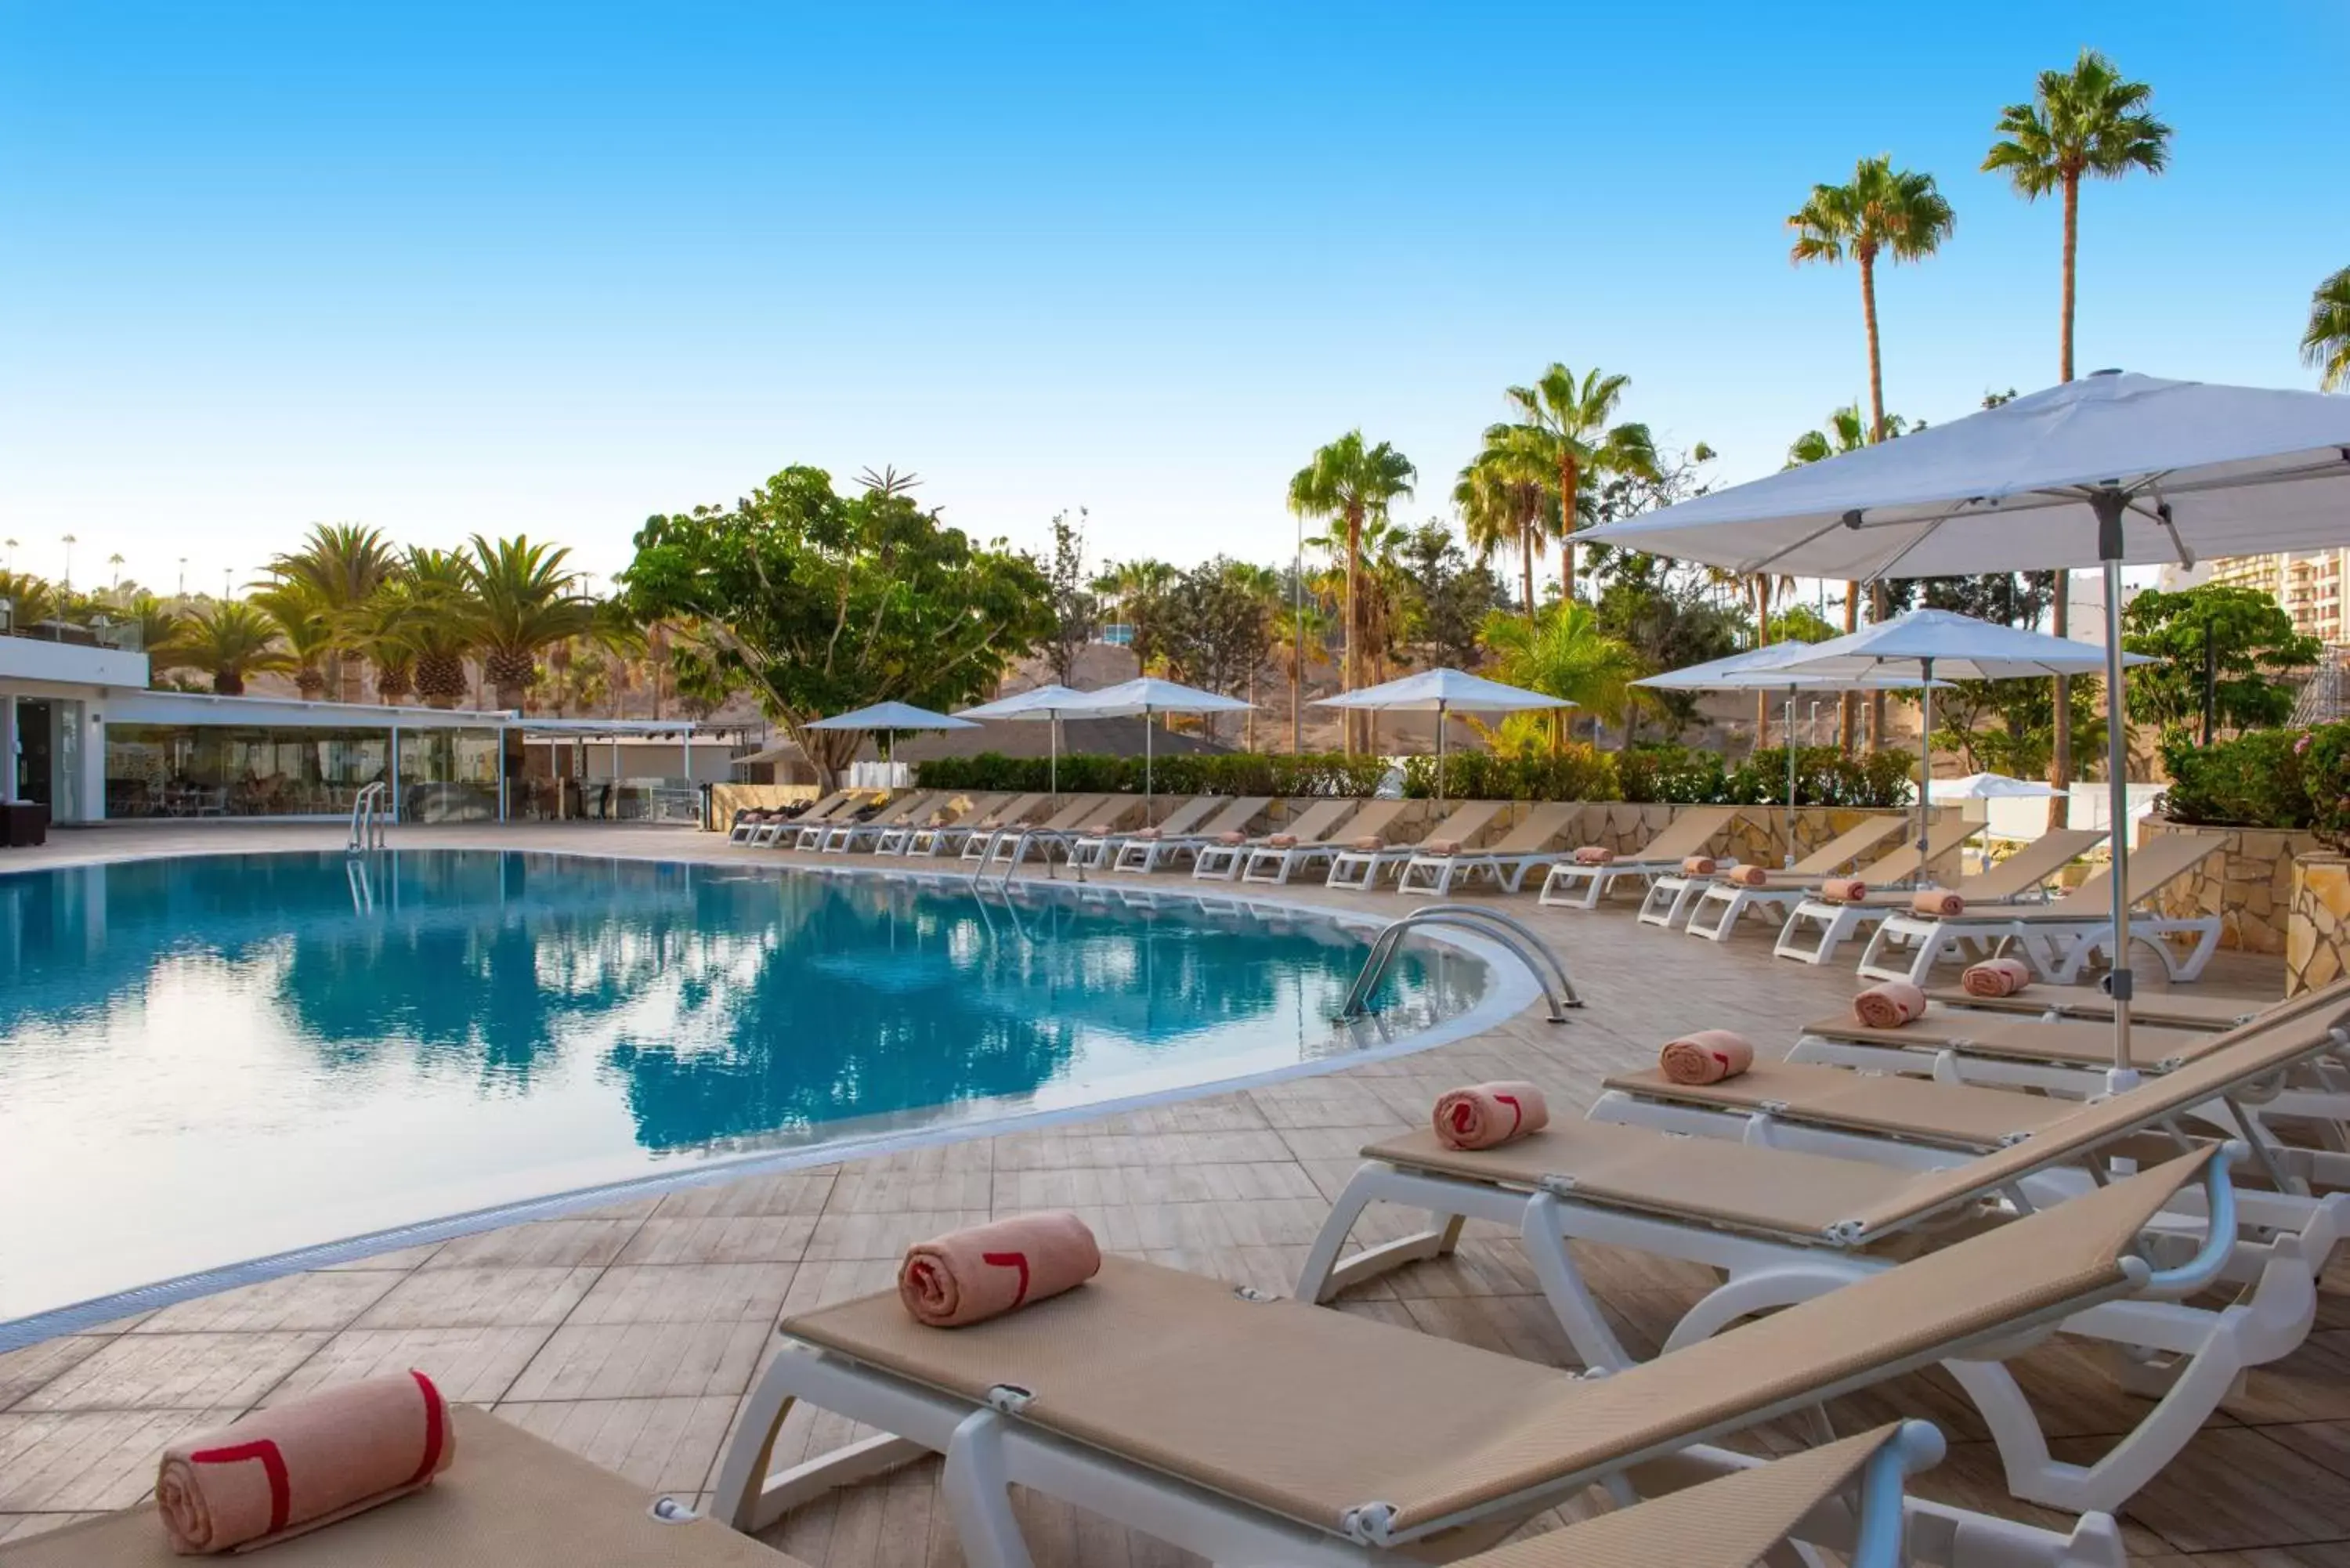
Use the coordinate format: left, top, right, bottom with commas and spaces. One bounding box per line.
2, 2, 2341, 595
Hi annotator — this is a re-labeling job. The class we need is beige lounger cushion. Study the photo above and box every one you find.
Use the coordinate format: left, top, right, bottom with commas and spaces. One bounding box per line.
1922, 987, 2265, 1030
1805, 1009, 2231, 1069
0, 1405, 802, 1566
1604, 1060, 2076, 1147
781, 1154, 2202, 1534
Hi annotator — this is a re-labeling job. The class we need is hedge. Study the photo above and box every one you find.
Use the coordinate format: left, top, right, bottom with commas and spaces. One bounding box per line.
2161, 723, 2350, 850
913, 750, 1390, 797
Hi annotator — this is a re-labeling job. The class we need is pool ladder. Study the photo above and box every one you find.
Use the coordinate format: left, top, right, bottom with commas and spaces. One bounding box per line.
1341, 904, 1580, 1024
346, 782, 389, 854
972, 829, 1085, 889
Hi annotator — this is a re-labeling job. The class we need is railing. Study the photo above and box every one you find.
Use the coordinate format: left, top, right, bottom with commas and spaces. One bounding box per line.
972, 829, 1086, 890
1340, 904, 1580, 1024
346, 781, 389, 854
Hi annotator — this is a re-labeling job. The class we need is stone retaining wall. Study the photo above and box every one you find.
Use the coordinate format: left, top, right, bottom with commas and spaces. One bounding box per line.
2287, 854, 2350, 996
2140, 816, 2322, 956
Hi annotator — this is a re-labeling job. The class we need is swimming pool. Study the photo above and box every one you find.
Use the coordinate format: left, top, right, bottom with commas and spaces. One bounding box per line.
0, 849, 1505, 1327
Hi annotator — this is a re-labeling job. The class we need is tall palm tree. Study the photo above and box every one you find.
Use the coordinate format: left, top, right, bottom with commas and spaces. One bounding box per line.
269, 523, 399, 701
1477, 602, 1641, 752
1287, 432, 1415, 753
156, 602, 293, 695
347, 547, 479, 707
2303, 266, 2350, 392
1454, 424, 1558, 620
114, 592, 187, 674
1501, 364, 1658, 604
463, 535, 595, 712
250, 580, 334, 699
0, 570, 60, 632
1983, 51, 2168, 793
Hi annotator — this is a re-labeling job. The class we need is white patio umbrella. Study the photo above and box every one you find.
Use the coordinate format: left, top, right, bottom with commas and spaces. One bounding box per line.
1314, 667, 1571, 802
953, 683, 1088, 800
1056, 677, 1254, 811
1579, 369, 2350, 1077
1637, 648, 1947, 865
1929, 771, 2064, 801
804, 701, 979, 785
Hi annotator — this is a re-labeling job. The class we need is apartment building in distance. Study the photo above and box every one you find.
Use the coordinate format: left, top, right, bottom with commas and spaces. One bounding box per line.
2171, 550, 2350, 649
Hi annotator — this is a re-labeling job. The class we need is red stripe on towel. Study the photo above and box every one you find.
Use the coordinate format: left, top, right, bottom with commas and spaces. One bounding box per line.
190, 1440, 291, 1535
983, 1251, 1032, 1306
407, 1369, 446, 1487
1494, 1094, 1524, 1136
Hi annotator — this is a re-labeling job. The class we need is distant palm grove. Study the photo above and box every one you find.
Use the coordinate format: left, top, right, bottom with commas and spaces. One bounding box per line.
9, 47, 2341, 789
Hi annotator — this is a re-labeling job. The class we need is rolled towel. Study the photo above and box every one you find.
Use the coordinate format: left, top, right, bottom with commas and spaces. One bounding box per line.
1133, 827, 1162, 840
1423, 838, 1463, 855
898, 1212, 1102, 1328
1088, 822, 1116, 835
156, 1372, 454, 1554
1265, 833, 1300, 848
1909, 887, 1964, 918
1217, 831, 1249, 846
1724, 865, 1771, 888
1657, 1030, 1755, 1086
1680, 854, 1717, 876
1962, 957, 2034, 998
1820, 876, 1869, 903
1573, 845, 1614, 866
1432, 1082, 1551, 1151
1853, 981, 1929, 1029
1350, 835, 1386, 852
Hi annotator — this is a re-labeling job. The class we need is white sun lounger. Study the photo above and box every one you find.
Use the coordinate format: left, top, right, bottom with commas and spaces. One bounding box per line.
1855, 829, 2226, 985
711, 1171, 2180, 1567
1535, 805, 1744, 909
974, 793, 1141, 867
1679, 818, 1996, 941
793, 790, 895, 851
1193, 797, 1361, 880
1068, 793, 1219, 869
1108, 795, 1276, 873
742, 790, 850, 846
873, 792, 1006, 855
1394, 801, 1589, 896
1771, 826, 2102, 966
1324, 800, 1505, 889
1642, 811, 1911, 931
1242, 798, 1411, 884
911, 792, 1047, 857
820, 790, 942, 851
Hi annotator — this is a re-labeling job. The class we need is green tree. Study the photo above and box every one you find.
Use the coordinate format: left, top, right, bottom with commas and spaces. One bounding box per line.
250, 580, 335, 699
1090, 558, 1177, 671
1477, 602, 1642, 750
0, 570, 63, 632
1399, 520, 1506, 670
1589, 555, 1742, 742
1041, 509, 1100, 685
2120, 584, 2323, 735
1454, 425, 1556, 620
1287, 431, 1416, 752
268, 523, 399, 701
1153, 558, 1274, 744
464, 536, 597, 712
1788, 157, 1956, 449
620, 465, 1053, 788
1501, 363, 1659, 604
156, 601, 294, 695
2304, 266, 2350, 392
114, 592, 187, 675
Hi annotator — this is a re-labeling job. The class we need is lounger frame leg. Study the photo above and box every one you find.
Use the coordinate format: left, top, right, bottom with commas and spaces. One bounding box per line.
945, 1410, 1037, 1568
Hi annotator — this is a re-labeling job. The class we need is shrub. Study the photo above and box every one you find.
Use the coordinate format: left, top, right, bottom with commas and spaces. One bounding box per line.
1724, 746, 1918, 809
1401, 746, 1619, 802
1618, 744, 1730, 804
2158, 728, 2311, 831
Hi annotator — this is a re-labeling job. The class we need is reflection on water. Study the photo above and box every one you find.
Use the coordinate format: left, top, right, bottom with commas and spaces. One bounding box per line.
0, 851, 1486, 1318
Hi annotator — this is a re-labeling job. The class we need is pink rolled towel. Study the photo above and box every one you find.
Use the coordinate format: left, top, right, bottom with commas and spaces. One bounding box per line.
156, 1372, 454, 1554
1133, 827, 1162, 840
1350, 835, 1386, 852
1681, 854, 1717, 876
1423, 838, 1463, 855
1216, 831, 1249, 846
1266, 833, 1300, 848
1658, 1029, 1755, 1086
1573, 845, 1614, 865
1909, 887, 1964, 918
1962, 957, 2033, 998
1853, 981, 1929, 1029
898, 1212, 1102, 1328
1724, 865, 1771, 888
1433, 1082, 1551, 1151
1820, 876, 1869, 903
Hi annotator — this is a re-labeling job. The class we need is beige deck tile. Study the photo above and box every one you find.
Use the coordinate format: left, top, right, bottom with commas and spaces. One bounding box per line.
0, 1339, 111, 1412
11, 1333, 324, 1412
0, 1407, 244, 1510
129, 1269, 402, 1335
2223, 1330, 2350, 1424
802, 1210, 993, 1262
616, 1215, 818, 1266
777, 1259, 900, 1315
503, 1319, 768, 1401
825, 1167, 993, 1213
494, 1395, 736, 1494
314, 1241, 443, 1271
2078, 1425, 2350, 1552
421, 1217, 644, 1270
353, 1265, 602, 1328
655, 1170, 837, 1220
258, 1324, 555, 1405
565, 1263, 796, 1326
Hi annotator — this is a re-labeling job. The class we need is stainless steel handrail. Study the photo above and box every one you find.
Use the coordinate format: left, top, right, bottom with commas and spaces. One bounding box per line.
1340, 904, 1579, 1023
973, 829, 1086, 888
345, 781, 389, 854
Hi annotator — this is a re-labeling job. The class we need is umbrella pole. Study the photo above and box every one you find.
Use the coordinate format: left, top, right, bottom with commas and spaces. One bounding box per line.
1784, 688, 1797, 867
1915, 659, 1934, 887
1437, 699, 1447, 805
1145, 707, 1154, 816
1050, 714, 1059, 804
2093, 507, 2137, 1086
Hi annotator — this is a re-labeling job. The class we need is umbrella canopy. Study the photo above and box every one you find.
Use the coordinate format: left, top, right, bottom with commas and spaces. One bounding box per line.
1576, 370, 2350, 1081
1929, 772, 2064, 801
804, 701, 980, 732
952, 685, 1089, 798
1054, 678, 1255, 807
1748, 608, 2147, 682
1315, 668, 1568, 802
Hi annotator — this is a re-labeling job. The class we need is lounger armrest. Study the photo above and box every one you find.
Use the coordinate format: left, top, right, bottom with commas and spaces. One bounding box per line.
2142, 1142, 2244, 1298
1855, 1422, 1949, 1568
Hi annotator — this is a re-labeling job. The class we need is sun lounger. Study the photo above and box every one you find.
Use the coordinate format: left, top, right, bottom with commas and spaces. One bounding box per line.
1242, 797, 1411, 884
743, 789, 850, 845
1324, 799, 1506, 889
873, 791, 1005, 854
1535, 805, 1744, 909
1107, 794, 1275, 873
1855, 829, 2226, 985
1925, 984, 2265, 1031
1301, 991, 2350, 1510
726, 804, 797, 844
972, 793, 1139, 867
790, 789, 891, 850
1682, 817, 1997, 941
1193, 797, 1361, 880
1772, 827, 2104, 966
1396, 801, 1590, 895
1069, 793, 1219, 869
1645, 811, 1912, 932
961, 793, 1090, 862
913, 791, 1047, 857
712, 1166, 2189, 1564
0, 1404, 808, 1566
820, 789, 942, 851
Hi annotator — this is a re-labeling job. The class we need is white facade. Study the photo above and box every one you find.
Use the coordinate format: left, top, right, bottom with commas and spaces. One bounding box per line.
2, 637, 148, 822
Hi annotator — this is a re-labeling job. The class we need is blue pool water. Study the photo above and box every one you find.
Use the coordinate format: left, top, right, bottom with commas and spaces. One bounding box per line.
0, 850, 1495, 1321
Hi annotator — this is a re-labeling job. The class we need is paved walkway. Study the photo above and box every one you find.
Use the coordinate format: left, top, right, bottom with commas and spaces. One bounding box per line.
0, 821, 2338, 1564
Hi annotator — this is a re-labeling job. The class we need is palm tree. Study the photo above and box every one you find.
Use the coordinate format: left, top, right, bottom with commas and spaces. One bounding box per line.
1454, 424, 1558, 620
114, 593, 187, 673
250, 580, 334, 699
269, 524, 400, 701
0, 570, 60, 632
2304, 266, 2350, 392
464, 535, 595, 712
156, 602, 292, 695
1788, 157, 1956, 448
1287, 432, 1415, 752
1500, 365, 1659, 603
1090, 558, 1178, 673
1477, 602, 1641, 751
1270, 599, 1331, 754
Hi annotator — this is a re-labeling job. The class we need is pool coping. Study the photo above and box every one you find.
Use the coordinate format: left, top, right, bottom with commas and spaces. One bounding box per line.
0, 843, 1546, 1351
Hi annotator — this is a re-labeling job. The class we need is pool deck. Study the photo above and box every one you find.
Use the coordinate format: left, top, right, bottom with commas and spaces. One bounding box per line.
2, 819, 2345, 1565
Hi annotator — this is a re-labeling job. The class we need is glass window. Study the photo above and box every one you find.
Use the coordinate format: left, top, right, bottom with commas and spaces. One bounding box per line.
106, 724, 396, 818
396, 728, 501, 822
